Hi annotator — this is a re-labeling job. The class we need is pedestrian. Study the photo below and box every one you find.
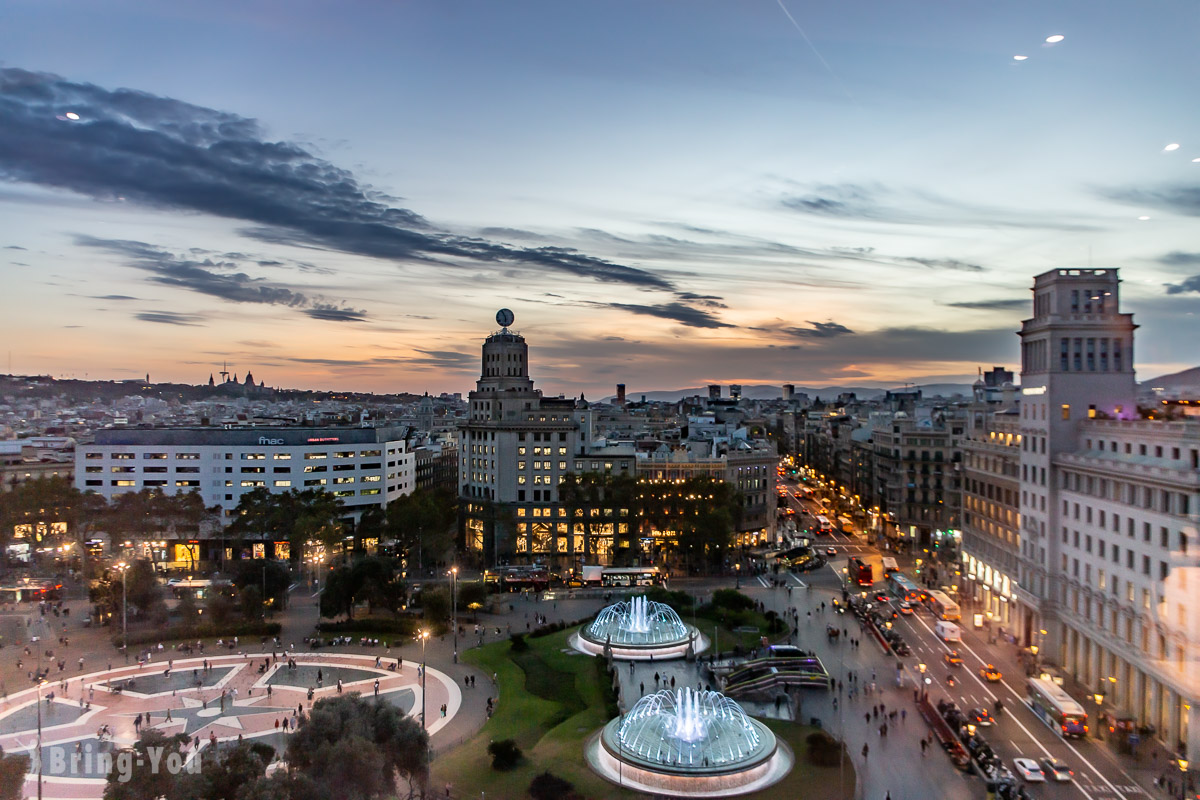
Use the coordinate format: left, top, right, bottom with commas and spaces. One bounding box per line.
901, 709, 906, 724
862, 743, 869, 759
640, 682, 645, 696
921, 738, 928, 757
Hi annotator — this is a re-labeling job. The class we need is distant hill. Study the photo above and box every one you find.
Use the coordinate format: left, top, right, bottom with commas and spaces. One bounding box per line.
608, 382, 975, 404
1141, 366, 1200, 393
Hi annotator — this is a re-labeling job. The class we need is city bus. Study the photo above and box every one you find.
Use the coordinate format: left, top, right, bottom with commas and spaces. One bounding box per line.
880, 557, 899, 575
1027, 678, 1089, 738
849, 556, 873, 587
886, 572, 923, 603
925, 589, 961, 621
838, 516, 855, 534
595, 566, 666, 588
483, 565, 550, 592
814, 516, 835, 535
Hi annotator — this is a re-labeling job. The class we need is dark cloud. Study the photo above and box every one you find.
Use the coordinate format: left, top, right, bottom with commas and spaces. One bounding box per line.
944, 298, 1027, 310
1164, 275, 1200, 295
1160, 251, 1200, 266
781, 184, 880, 219
0, 67, 670, 291
91, 294, 140, 301
674, 292, 728, 309
135, 311, 204, 326
903, 257, 984, 273
781, 182, 1097, 232
1104, 185, 1200, 217
783, 321, 855, 339
4, 245, 26, 250
478, 227, 545, 241
76, 235, 367, 320
603, 302, 733, 329
303, 305, 368, 322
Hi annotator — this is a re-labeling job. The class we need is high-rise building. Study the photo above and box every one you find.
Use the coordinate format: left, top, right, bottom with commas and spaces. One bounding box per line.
708, 384, 721, 400
782, 384, 795, 401
616, 383, 626, 406
458, 314, 635, 565
1011, 268, 1198, 762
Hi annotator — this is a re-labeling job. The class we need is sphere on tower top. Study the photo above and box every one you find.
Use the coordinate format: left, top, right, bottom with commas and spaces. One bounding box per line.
496, 308, 515, 328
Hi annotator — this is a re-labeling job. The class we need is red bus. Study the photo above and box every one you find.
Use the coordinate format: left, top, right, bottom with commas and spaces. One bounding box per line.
849, 557, 873, 587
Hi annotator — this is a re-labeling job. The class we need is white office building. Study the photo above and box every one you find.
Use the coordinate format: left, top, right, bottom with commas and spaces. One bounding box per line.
1016, 268, 1199, 762
77, 425, 414, 518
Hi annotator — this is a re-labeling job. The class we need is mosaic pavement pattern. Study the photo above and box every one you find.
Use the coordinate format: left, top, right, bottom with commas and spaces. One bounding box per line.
0, 652, 458, 800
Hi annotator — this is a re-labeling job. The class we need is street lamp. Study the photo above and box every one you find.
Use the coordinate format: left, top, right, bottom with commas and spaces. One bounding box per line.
735, 562, 741, 589
419, 629, 430, 729
35, 676, 47, 800
116, 562, 129, 663
1177, 758, 1188, 800
451, 566, 458, 664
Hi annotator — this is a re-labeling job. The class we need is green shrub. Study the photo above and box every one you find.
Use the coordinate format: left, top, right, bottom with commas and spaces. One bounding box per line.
509, 633, 529, 653
712, 588, 756, 612
643, 586, 697, 612
487, 738, 523, 771
114, 621, 282, 648
316, 617, 417, 636
529, 771, 574, 800
595, 659, 619, 719
805, 730, 842, 767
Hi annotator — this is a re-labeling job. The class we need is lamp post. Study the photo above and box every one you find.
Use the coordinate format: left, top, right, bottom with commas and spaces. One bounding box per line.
917, 662, 928, 702
419, 629, 430, 729
116, 562, 129, 663
35, 676, 46, 800
451, 566, 458, 664
735, 562, 741, 589
1177, 757, 1188, 800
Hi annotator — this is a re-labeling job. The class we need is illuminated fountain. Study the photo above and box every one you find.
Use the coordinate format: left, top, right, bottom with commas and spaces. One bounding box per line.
571, 595, 707, 660
586, 688, 792, 796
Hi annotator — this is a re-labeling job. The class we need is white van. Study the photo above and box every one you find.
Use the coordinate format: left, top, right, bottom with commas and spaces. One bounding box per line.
935, 621, 961, 642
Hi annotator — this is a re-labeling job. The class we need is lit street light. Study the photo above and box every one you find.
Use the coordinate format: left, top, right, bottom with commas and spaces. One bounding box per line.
451, 566, 458, 664
1177, 758, 1188, 800
116, 562, 129, 663
419, 629, 430, 728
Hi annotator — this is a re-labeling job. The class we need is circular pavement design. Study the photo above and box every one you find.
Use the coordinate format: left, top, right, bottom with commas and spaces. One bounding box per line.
0, 652, 460, 799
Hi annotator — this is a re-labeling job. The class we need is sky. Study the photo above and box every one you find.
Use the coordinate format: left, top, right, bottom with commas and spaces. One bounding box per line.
2, 1, 1199, 398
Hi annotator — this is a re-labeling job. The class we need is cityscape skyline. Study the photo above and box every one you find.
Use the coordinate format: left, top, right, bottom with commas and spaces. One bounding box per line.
2, 1, 1199, 397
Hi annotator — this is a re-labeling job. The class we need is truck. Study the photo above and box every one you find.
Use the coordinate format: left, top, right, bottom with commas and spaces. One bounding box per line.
581, 565, 604, 585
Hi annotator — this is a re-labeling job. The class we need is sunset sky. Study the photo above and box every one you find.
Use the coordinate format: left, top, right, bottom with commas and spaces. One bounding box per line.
2, 1, 1199, 397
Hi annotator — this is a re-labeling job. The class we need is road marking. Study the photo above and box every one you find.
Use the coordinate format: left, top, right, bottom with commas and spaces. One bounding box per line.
907, 612, 1129, 800
757, 576, 770, 588
787, 573, 808, 588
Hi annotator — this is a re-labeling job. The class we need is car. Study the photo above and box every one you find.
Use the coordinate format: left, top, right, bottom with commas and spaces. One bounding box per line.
966, 707, 993, 726
897, 601, 913, 615
944, 650, 964, 667
1013, 758, 1045, 783
981, 664, 1003, 682
874, 592, 889, 603
1038, 757, 1073, 782
825, 547, 838, 556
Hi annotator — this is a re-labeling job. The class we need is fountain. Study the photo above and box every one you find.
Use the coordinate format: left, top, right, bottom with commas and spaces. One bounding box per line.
586, 688, 792, 796
571, 595, 707, 660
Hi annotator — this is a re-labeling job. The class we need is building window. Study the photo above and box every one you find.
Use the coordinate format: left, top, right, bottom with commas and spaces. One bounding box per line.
1061, 404, 1070, 420
112, 480, 136, 487
274, 480, 291, 487
360, 488, 381, 495
241, 453, 266, 460
241, 480, 266, 487
175, 480, 199, 487
304, 453, 327, 460
85, 452, 103, 460
272, 453, 291, 460
334, 490, 354, 497
304, 479, 327, 486
112, 453, 134, 460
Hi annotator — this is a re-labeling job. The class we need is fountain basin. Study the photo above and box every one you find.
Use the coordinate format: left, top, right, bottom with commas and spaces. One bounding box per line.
585, 688, 792, 797
572, 595, 708, 660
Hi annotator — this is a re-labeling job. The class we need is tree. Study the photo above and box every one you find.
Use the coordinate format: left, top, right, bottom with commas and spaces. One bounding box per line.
204, 591, 236, 627
318, 557, 404, 621
231, 558, 290, 613
92, 559, 161, 624
175, 591, 198, 627
0, 747, 29, 800
529, 771, 575, 800
385, 488, 455, 574
107, 489, 166, 548
0, 475, 87, 574
283, 694, 429, 800
168, 740, 273, 800
102, 730, 192, 800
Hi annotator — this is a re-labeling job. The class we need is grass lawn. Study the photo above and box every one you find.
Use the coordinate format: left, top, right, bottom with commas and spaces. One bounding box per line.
430, 626, 857, 799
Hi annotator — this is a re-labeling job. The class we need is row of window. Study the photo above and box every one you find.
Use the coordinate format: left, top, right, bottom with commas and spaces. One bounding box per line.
1062, 476, 1192, 516
85, 449, 383, 461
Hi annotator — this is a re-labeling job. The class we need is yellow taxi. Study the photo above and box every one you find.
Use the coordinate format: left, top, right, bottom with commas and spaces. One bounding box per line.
981, 664, 1003, 682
